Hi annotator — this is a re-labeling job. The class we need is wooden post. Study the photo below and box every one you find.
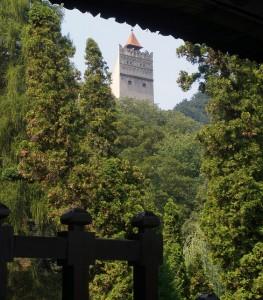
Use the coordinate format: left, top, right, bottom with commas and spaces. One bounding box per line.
60, 208, 95, 300
0, 261, 8, 300
0, 204, 13, 300
131, 211, 163, 300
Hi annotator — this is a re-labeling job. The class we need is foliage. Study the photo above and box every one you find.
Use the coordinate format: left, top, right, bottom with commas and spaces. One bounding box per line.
90, 262, 133, 300
117, 98, 204, 299
0, 2, 67, 299
117, 98, 202, 210
223, 242, 263, 299
0, 0, 28, 94
174, 92, 210, 124
18, 2, 81, 220
8, 259, 61, 300
79, 38, 117, 157
68, 156, 149, 236
177, 42, 263, 299
183, 217, 225, 299
159, 199, 189, 300
0, 0, 31, 232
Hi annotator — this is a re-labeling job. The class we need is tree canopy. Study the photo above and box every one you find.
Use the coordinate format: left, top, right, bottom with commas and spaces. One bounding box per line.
177, 42, 263, 299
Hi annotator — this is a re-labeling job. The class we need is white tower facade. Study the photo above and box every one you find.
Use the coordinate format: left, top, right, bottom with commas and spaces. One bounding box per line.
111, 31, 154, 103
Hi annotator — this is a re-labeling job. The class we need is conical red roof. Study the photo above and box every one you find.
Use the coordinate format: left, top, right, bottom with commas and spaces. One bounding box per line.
125, 31, 142, 50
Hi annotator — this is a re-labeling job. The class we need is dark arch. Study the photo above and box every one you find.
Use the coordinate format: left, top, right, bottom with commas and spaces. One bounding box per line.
51, 0, 263, 61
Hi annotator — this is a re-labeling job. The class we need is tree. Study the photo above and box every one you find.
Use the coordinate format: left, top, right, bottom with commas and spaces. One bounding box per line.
174, 92, 210, 124
0, 0, 31, 232
177, 42, 263, 299
0, 2, 77, 298
159, 199, 189, 300
0, 0, 28, 94
67, 39, 151, 224
19, 2, 81, 219
69, 40, 152, 300
116, 98, 205, 298
80, 38, 117, 157
117, 99, 202, 210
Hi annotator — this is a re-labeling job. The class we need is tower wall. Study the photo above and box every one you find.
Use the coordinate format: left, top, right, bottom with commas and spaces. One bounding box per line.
111, 53, 120, 98
111, 45, 154, 103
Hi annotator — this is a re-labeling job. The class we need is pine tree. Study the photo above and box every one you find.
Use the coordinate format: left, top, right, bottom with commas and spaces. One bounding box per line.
19, 2, 81, 219
80, 38, 117, 157
68, 38, 151, 231
0, 2, 70, 299
69, 38, 152, 299
177, 42, 263, 299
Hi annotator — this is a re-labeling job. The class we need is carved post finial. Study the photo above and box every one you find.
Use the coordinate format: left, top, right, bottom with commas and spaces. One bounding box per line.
60, 207, 92, 231
131, 211, 160, 233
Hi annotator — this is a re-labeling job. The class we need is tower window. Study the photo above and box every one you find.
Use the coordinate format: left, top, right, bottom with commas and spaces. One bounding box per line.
142, 83, 146, 87
128, 80, 132, 85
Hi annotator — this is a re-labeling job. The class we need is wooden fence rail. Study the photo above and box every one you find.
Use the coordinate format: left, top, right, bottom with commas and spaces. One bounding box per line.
0, 203, 163, 300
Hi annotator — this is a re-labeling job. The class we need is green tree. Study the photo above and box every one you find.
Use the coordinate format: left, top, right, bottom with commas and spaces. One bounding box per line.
147, 132, 202, 210
117, 98, 205, 298
80, 38, 117, 157
116, 98, 166, 165
69, 40, 152, 300
177, 42, 263, 299
174, 92, 210, 124
0, 2, 72, 299
0, 0, 31, 232
19, 2, 81, 219
159, 199, 189, 300
0, 0, 28, 94
117, 99, 202, 210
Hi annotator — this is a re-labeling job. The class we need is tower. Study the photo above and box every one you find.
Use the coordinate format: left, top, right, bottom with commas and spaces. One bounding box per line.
111, 31, 154, 102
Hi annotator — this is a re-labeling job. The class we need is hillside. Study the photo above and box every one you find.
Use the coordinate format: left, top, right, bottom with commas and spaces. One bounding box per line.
174, 92, 210, 124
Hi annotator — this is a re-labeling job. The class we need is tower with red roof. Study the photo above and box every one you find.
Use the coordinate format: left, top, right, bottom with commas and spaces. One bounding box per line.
111, 30, 154, 103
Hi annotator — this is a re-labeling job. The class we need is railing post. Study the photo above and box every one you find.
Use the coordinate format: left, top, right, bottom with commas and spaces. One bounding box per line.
0, 204, 13, 300
131, 211, 163, 300
59, 208, 95, 300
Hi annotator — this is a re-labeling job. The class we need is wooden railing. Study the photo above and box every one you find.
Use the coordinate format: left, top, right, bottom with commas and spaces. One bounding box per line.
0, 204, 163, 300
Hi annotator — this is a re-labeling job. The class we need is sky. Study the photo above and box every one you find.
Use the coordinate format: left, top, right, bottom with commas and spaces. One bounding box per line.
61, 9, 198, 110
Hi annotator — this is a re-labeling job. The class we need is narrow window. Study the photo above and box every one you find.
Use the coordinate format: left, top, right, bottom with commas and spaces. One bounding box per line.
128, 80, 132, 85
142, 83, 146, 87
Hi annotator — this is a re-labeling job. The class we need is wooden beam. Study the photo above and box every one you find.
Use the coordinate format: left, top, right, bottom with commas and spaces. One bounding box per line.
13, 236, 67, 259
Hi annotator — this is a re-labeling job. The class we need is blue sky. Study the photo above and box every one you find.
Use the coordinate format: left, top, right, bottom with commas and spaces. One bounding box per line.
61, 9, 198, 110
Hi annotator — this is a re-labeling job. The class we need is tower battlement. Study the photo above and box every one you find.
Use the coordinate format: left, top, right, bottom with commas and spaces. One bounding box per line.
119, 45, 153, 60
111, 31, 154, 103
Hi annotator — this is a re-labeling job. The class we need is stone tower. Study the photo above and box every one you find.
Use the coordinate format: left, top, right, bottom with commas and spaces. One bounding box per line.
111, 31, 154, 103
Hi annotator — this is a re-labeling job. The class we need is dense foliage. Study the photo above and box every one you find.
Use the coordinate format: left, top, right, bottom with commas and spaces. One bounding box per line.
19, 2, 81, 222
117, 99, 202, 299
174, 92, 210, 124
0, 1, 64, 298
117, 98, 202, 211
0, 0, 30, 231
177, 42, 263, 299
